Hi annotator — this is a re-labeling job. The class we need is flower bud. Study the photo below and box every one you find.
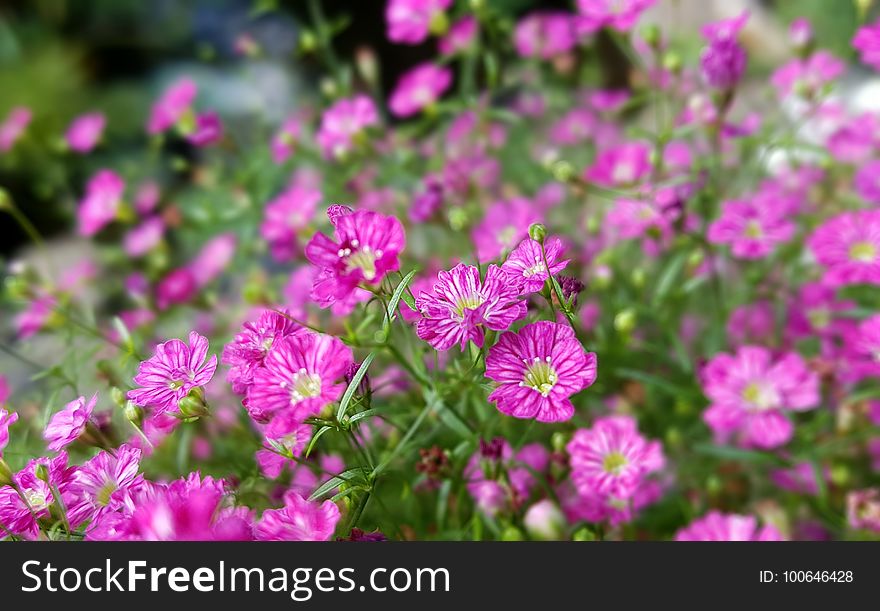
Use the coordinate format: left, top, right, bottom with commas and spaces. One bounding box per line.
111, 387, 127, 408
34, 462, 50, 483
641, 24, 661, 49
124, 401, 144, 427
0, 187, 11, 211
0, 458, 13, 486
500, 526, 524, 541
613, 308, 637, 334
355, 46, 379, 86
428, 10, 449, 36
178, 388, 209, 419
551, 160, 574, 183
551, 431, 568, 453
299, 30, 317, 53
524, 500, 566, 540
662, 51, 682, 74
572, 526, 596, 541
528, 223, 547, 244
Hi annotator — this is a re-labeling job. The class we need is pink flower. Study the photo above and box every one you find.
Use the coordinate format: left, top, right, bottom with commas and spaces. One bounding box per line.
585, 141, 652, 187
807, 210, 880, 286
65, 112, 106, 153
438, 15, 477, 55
123, 217, 164, 257
605, 197, 674, 252
246, 333, 353, 422
726, 301, 775, 347
790, 18, 813, 49
416, 264, 527, 351
486, 321, 597, 422
840, 314, 880, 382
44, 393, 97, 451
155, 267, 198, 310
701, 346, 819, 449
0, 407, 17, 457
0, 453, 79, 537
785, 282, 854, 348
853, 18, 880, 71
472, 198, 540, 263
707, 199, 795, 259
261, 185, 320, 261
847, 489, 880, 532
514, 12, 577, 59
305, 207, 405, 308
771, 51, 843, 99
255, 491, 340, 541
0, 375, 8, 404
222, 309, 308, 395
316, 95, 379, 159
463, 439, 548, 515
0, 106, 31, 152
501, 236, 569, 294
128, 332, 218, 413
699, 11, 749, 89
186, 111, 223, 147
567, 415, 664, 499
67, 444, 144, 526
575, 0, 655, 34
78, 169, 125, 236
147, 77, 197, 134
854, 159, 880, 205
189, 232, 236, 287
15, 294, 55, 340
550, 108, 597, 146
385, 0, 452, 45
134, 180, 160, 214
389, 62, 452, 117
675, 511, 784, 541
270, 116, 301, 164
255, 416, 313, 479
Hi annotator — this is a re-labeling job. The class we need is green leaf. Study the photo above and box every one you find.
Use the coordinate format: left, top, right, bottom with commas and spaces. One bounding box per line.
306, 425, 334, 457
336, 351, 376, 421
693, 443, 788, 466
349, 408, 380, 425
382, 269, 418, 339
652, 251, 687, 305
309, 468, 366, 501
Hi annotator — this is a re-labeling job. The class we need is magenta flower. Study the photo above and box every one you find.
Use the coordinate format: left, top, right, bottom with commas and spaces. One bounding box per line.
261, 185, 321, 262
853, 18, 880, 72
575, 0, 655, 34
567, 415, 664, 499
416, 264, 527, 351
501, 237, 569, 294
701, 346, 819, 449
77, 169, 125, 236
255, 415, 313, 479
15, 294, 55, 340
147, 77, 197, 134
0, 374, 8, 404
438, 15, 477, 55
840, 314, 880, 382
123, 216, 164, 257
585, 141, 652, 187
771, 51, 843, 99
486, 321, 597, 422
67, 444, 144, 526
675, 511, 784, 541
0, 407, 17, 457
134, 180, 160, 214
790, 17, 813, 49
247, 333, 353, 422
65, 112, 106, 153
464, 439, 549, 516
43, 393, 97, 451
707, 199, 795, 259
605, 197, 675, 252
472, 198, 540, 263
305, 207, 405, 309
847, 489, 880, 532
270, 116, 302, 164
699, 11, 749, 89
155, 267, 198, 310
385, 0, 451, 45
0, 106, 31, 152
807, 210, 880, 286
316, 94, 379, 159
128, 332, 218, 413
854, 159, 880, 205
0, 453, 79, 538
222, 309, 309, 395
186, 111, 223, 147
389, 62, 452, 117
514, 12, 576, 59
255, 491, 340, 541
550, 108, 597, 146
189, 232, 236, 287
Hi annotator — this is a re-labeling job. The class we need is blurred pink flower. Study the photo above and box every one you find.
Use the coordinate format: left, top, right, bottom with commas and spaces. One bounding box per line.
389, 62, 452, 117
78, 169, 125, 236
65, 112, 106, 153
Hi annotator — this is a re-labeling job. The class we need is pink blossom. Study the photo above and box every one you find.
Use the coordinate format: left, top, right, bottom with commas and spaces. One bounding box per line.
128, 332, 218, 413
222, 309, 309, 395
501, 236, 569, 294
0, 407, 17, 457
0, 106, 31, 152
246, 333, 353, 422
550, 107, 597, 146
853, 18, 880, 71
463, 439, 547, 515
840, 314, 880, 382
123, 217, 164, 257
255, 491, 340, 540
807, 210, 880, 286
65, 112, 106, 153
699, 11, 749, 89
270, 116, 302, 164
486, 321, 597, 422
847, 489, 880, 532
385, 0, 452, 45
708, 199, 795, 259
416, 264, 527, 351
676, 511, 784, 541
854, 159, 880, 205
305, 207, 405, 308
785, 282, 854, 349
15, 294, 55, 340
155, 267, 198, 310
567, 415, 664, 499
514, 12, 577, 59
701, 346, 819, 449
585, 141, 652, 187
134, 181, 160, 214
789, 18, 813, 49
189, 232, 236, 287
317, 95, 379, 159
255, 416, 313, 479
77, 169, 125, 236
771, 51, 843, 99
68, 444, 144, 526
261, 186, 320, 262
726, 301, 775, 347
389, 62, 452, 117
575, 0, 655, 34
147, 77, 197, 134
0, 453, 78, 538
186, 111, 223, 147
438, 16, 477, 55
44, 393, 98, 452
472, 198, 540, 263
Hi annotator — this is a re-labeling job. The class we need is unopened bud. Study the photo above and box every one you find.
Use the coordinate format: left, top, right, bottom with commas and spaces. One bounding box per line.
111, 387, 127, 408
662, 51, 682, 74
0, 458, 13, 486
641, 24, 661, 49
124, 401, 143, 427
551, 160, 574, 183
299, 30, 317, 53
528, 223, 547, 244
551, 431, 568, 453
524, 500, 566, 540
500, 526, 524, 541
34, 463, 50, 483
614, 308, 637, 334
355, 46, 379, 86
178, 387, 209, 419
572, 527, 596, 541
429, 10, 449, 36
0, 187, 11, 211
